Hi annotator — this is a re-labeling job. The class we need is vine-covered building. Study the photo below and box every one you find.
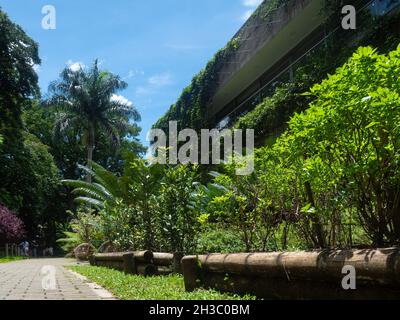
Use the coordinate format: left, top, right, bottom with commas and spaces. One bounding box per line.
154, 0, 400, 141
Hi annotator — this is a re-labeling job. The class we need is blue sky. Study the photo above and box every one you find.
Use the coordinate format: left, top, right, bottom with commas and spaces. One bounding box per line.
1, 0, 262, 145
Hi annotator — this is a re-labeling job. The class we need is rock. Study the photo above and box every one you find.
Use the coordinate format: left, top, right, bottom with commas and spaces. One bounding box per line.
98, 241, 118, 253
65, 252, 75, 258
74, 243, 95, 261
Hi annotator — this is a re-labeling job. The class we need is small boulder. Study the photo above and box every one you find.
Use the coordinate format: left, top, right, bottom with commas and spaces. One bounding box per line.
65, 252, 75, 258
74, 243, 95, 261
98, 241, 118, 253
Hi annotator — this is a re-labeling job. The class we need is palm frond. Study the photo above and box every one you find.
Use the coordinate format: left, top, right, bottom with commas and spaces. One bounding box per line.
74, 196, 105, 209
45, 59, 141, 151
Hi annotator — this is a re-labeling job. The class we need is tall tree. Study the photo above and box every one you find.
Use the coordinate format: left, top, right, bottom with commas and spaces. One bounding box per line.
46, 60, 141, 181
0, 8, 40, 146
0, 8, 59, 241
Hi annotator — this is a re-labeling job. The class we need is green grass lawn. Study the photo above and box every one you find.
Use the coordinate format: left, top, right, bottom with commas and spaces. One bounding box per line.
0, 256, 24, 263
69, 266, 255, 300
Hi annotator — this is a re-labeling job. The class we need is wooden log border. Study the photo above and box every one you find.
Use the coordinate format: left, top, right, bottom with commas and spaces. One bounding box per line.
90, 251, 183, 276
181, 248, 400, 299
91, 251, 153, 274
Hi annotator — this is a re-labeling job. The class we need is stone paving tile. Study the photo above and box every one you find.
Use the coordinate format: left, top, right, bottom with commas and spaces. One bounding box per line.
0, 258, 115, 300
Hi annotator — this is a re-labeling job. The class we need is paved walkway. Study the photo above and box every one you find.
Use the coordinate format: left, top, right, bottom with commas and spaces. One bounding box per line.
0, 258, 115, 300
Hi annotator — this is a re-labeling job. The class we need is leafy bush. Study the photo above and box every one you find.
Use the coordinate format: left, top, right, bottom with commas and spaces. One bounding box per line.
276, 46, 400, 246
0, 204, 26, 243
193, 46, 400, 250
56, 231, 80, 253
155, 165, 200, 253
64, 157, 202, 253
195, 225, 246, 254
99, 200, 139, 251
57, 208, 103, 253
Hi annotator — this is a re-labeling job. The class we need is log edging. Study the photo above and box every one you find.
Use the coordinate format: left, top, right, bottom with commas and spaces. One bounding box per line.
90, 251, 184, 276
181, 248, 400, 299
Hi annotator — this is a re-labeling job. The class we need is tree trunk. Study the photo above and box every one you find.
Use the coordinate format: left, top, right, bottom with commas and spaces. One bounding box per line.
282, 222, 288, 251
304, 181, 325, 248
143, 193, 155, 250
86, 124, 95, 183
391, 189, 400, 242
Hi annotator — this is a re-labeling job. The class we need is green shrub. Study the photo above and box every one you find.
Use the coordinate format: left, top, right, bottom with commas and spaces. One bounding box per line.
99, 200, 139, 251
196, 225, 246, 254
57, 208, 103, 253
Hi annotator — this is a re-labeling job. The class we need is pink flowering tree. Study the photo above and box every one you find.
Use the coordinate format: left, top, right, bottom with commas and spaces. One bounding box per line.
0, 204, 26, 244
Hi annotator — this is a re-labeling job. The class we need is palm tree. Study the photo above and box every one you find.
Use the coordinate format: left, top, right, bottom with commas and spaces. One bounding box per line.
46, 59, 140, 181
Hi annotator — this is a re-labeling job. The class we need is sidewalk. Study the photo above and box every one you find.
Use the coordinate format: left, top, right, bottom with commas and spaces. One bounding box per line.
0, 258, 115, 300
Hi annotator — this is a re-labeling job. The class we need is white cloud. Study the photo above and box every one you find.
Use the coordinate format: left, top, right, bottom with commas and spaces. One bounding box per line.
135, 86, 151, 96
125, 69, 145, 79
242, 0, 263, 7
110, 94, 133, 107
242, 9, 254, 21
67, 60, 85, 72
135, 72, 173, 96
148, 73, 173, 87
241, 0, 263, 21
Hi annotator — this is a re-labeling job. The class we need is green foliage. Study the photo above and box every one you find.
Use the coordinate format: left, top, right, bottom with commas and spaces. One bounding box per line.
23, 102, 145, 178
0, 132, 59, 237
57, 208, 103, 252
155, 165, 200, 253
62, 158, 203, 252
22, 103, 86, 179
56, 231, 80, 253
125, 157, 164, 250
276, 45, 400, 245
0, 256, 24, 263
99, 200, 138, 250
0, 8, 61, 240
194, 152, 300, 252
70, 209, 103, 246
196, 42, 400, 249
0, 8, 40, 146
233, 24, 352, 141
69, 266, 255, 300
63, 161, 124, 209
22, 102, 145, 245
195, 225, 247, 254
234, 83, 309, 143
61, 155, 161, 251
